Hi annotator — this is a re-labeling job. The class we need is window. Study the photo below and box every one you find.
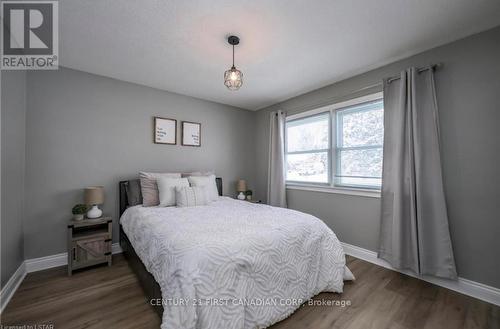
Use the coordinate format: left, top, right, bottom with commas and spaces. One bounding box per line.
286, 113, 330, 183
285, 93, 384, 190
335, 100, 384, 188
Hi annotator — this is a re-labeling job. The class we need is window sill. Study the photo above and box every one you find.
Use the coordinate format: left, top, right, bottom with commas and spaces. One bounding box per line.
286, 184, 381, 198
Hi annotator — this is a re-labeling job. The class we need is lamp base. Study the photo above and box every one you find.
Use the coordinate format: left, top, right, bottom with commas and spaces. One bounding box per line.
87, 205, 103, 219
237, 192, 246, 200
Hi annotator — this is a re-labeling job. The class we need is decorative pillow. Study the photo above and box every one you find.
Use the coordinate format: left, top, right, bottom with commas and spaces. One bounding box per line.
125, 179, 142, 206
175, 186, 209, 207
139, 172, 181, 207
157, 177, 189, 207
187, 174, 219, 201
181, 171, 215, 178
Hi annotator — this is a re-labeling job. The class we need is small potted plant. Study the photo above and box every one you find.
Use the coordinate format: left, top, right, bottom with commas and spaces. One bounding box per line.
72, 204, 88, 221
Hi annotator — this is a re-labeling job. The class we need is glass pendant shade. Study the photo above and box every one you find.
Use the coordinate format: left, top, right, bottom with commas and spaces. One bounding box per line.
224, 66, 243, 91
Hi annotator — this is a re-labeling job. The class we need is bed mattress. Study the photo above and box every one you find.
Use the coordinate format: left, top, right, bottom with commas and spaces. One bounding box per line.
120, 197, 353, 329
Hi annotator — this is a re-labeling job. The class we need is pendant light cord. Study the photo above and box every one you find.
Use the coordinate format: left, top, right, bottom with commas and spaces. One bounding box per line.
232, 44, 235, 68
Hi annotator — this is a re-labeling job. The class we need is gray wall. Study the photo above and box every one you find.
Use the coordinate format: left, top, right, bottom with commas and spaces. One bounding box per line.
24, 67, 256, 259
1, 71, 26, 287
255, 26, 500, 288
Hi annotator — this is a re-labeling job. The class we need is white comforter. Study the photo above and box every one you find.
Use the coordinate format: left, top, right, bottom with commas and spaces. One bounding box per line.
120, 197, 353, 329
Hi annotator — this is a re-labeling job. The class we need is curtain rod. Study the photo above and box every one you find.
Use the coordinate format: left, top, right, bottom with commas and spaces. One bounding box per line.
281, 63, 442, 115
323, 63, 443, 95
386, 63, 442, 84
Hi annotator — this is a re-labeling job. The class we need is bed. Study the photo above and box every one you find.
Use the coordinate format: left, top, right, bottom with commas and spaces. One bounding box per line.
119, 178, 353, 329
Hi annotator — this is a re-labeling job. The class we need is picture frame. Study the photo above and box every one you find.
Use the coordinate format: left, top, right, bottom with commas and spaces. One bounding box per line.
153, 117, 177, 145
181, 121, 201, 147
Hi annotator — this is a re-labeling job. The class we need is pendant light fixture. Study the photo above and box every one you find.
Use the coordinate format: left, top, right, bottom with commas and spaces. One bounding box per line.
224, 35, 243, 91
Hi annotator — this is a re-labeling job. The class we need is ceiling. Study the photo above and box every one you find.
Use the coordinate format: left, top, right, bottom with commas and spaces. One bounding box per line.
60, 0, 500, 110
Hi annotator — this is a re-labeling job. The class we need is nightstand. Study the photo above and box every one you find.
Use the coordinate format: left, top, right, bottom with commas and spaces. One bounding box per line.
67, 217, 112, 276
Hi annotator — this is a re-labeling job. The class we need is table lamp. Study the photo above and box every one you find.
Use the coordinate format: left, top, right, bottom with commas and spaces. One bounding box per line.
85, 186, 104, 218
236, 180, 247, 200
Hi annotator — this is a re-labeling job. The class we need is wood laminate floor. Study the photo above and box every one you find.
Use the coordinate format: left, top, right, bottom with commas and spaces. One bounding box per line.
1, 254, 499, 329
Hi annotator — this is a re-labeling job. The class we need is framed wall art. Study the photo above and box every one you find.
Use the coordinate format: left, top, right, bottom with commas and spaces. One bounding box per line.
181, 121, 201, 147
154, 117, 177, 145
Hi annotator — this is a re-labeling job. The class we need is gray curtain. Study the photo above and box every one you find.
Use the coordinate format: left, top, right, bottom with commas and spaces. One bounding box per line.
267, 111, 287, 207
378, 67, 457, 279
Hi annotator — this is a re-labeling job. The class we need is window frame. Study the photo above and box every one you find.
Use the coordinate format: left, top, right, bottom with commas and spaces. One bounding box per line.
285, 92, 383, 196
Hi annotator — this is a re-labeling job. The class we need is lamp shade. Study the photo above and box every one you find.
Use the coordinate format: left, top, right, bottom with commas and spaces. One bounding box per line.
224, 67, 243, 91
236, 180, 247, 192
84, 186, 104, 205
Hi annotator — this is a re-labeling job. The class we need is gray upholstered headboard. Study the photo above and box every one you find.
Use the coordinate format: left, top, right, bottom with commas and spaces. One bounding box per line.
119, 177, 223, 217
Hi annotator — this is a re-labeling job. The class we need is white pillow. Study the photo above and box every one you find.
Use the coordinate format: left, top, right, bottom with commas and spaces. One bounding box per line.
157, 177, 189, 206
139, 171, 181, 207
175, 186, 209, 207
187, 174, 219, 201
181, 171, 214, 177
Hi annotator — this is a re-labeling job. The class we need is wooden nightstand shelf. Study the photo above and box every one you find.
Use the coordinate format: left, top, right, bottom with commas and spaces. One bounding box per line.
245, 199, 262, 203
67, 217, 112, 275
236, 198, 262, 203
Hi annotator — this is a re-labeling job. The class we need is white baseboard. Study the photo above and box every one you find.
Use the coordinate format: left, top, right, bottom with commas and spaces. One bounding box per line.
111, 243, 123, 255
24, 243, 123, 273
0, 262, 27, 313
24, 252, 67, 273
341, 242, 500, 307
0, 243, 122, 313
